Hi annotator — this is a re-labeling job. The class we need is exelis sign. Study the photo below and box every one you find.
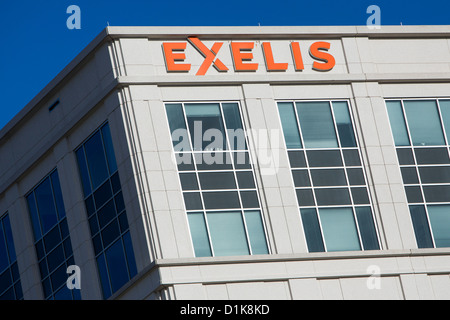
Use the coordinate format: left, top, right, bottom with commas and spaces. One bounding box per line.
162, 37, 336, 75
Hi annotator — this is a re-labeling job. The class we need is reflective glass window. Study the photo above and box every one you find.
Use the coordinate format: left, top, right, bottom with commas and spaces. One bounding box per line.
387, 99, 450, 249
167, 102, 268, 257
279, 100, 379, 253
75, 123, 136, 299
404, 100, 445, 146
296, 101, 338, 148
0, 213, 22, 300
26, 170, 79, 300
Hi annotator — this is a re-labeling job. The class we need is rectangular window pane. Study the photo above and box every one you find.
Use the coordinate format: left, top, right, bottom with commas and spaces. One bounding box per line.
236, 171, 256, 189
84, 131, 109, 190
310, 169, 347, 186
342, 149, 361, 166
75, 148, 92, 196
122, 232, 137, 277
319, 208, 361, 252
427, 205, 450, 248
194, 152, 233, 170
404, 100, 445, 146
50, 171, 66, 219
278, 102, 302, 149
198, 172, 236, 190
0, 222, 9, 273
185, 103, 226, 151
179, 173, 199, 190
409, 205, 434, 248
223, 103, 247, 150
306, 150, 343, 167
386, 101, 410, 146
396, 148, 415, 165
34, 178, 58, 235
187, 213, 212, 257
203, 191, 240, 209
2, 216, 16, 263
244, 211, 269, 255
300, 208, 325, 253
419, 166, 450, 184
166, 104, 189, 150
439, 100, 450, 142
347, 168, 366, 185
401, 167, 419, 184
332, 101, 357, 147
414, 148, 450, 165
105, 239, 129, 293
207, 211, 249, 256
184, 192, 203, 210
296, 189, 315, 206
101, 123, 118, 174
27, 194, 41, 239
292, 170, 311, 187
96, 254, 112, 299
423, 185, 450, 202
288, 151, 307, 168
355, 207, 380, 250
240, 191, 259, 208
315, 188, 351, 206
405, 186, 424, 203
296, 101, 338, 148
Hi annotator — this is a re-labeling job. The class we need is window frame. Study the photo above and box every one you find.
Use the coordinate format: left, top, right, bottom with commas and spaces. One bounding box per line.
74, 121, 137, 299
0, 212, 22, 300
385, 98, 450, 249
165, 101, 271, 257
277, 99, 381, 253
25, 168, 78, 300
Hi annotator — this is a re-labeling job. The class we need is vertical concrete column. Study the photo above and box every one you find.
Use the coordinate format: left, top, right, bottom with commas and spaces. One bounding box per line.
6, 184, 43, 299
109, 89, 156, 271
351, 82, 417, 250
241, 83, 308, 254
53, 138, 102, 299
115, 85, 192, 264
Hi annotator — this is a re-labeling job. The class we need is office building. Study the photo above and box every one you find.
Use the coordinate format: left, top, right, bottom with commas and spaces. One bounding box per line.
1, 26, 450, 300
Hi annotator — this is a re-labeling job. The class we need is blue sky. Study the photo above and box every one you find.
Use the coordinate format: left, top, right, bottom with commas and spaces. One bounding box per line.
0, 0, 449, 130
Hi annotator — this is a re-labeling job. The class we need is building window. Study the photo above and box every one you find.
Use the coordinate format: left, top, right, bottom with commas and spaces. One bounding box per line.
386, 99, 450, 248
166, 102, 269, 257
0, 213, 22, 300
278, 100, 380, 253
26, 170, 79, 300
75, 122, 137, 299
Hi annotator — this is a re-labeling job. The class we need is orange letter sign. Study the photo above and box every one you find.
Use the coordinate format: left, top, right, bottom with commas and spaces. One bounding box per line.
162, 42, 191, 72
231, 42, 258, 71
262, 42, 288, 71
187, 37, 228, 75
309, 42, 335, 72
290, 42, 305, 71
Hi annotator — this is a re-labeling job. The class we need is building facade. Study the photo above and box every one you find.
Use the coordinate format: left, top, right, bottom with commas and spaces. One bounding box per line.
1, 26, 450, 300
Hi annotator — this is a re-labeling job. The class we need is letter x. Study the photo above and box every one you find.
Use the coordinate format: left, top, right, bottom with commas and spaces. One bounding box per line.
188, 37, 228, 76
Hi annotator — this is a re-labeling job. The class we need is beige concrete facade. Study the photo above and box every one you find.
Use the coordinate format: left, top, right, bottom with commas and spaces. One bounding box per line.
1, 26, 450, 300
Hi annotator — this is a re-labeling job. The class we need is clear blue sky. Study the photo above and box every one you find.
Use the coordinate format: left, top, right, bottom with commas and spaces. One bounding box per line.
0, 0, 449, 130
